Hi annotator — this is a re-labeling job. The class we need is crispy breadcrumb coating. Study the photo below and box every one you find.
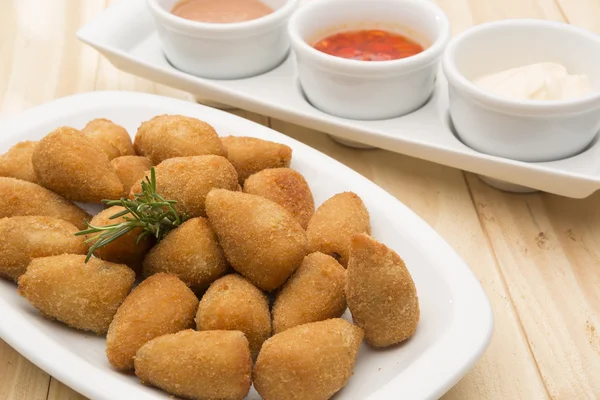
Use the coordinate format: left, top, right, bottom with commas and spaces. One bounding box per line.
306, 192, 370, 267
254, 318, 363, 400
244, 168, 314, 229
346, 233, 419, 347
105, 273, 198, 371
221, 136, 291, 183
196, 274, 271, 358
18, 254, 135, 334
32, 127, 123, 202
272, 252, 346, 333
0, 177, 89, 229
134, 330, 252, 400
205, 189, 307, 291
134, 115, 226, 164
0, 216, 86, 281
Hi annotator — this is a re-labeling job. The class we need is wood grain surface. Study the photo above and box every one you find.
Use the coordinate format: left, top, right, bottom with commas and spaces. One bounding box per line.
1, 0, 599, 399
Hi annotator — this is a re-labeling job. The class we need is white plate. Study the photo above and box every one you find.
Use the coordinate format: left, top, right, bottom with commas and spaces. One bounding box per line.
0, 91, 492, 400
76, 0, 600, 198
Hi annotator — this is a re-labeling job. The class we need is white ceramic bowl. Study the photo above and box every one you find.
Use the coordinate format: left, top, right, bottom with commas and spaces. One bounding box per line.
443, 20, 600, 162
288, 0, 450, 120
147, 0, 297, 79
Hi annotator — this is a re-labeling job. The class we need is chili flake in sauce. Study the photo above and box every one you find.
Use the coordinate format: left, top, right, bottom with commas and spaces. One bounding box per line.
313, 29, 424, 61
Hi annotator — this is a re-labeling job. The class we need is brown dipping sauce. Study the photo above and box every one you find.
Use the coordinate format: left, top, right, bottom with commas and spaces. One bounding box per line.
171, 0, 274, 23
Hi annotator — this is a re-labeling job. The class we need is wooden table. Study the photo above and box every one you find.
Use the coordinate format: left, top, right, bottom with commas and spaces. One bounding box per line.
2, 0, 600, 399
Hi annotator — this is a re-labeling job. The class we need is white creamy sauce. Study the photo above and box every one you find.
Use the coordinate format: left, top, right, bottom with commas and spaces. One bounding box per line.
473, 63, 593, 101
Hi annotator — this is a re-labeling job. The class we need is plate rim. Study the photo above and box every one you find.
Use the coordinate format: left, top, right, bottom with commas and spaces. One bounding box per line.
0, 91, 493, 400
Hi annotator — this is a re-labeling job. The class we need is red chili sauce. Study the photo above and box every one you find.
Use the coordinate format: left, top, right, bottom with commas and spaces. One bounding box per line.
313, 29, 424, 61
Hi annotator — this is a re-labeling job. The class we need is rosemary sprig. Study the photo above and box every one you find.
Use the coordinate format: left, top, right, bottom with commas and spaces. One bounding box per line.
75, 167, 188, 262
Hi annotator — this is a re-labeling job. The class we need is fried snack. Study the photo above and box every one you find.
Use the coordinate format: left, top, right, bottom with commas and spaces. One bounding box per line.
0, 141, 38, 183
17, 254, 135, 334
87, 206, 154, 271
110, 156, 151, 196
0, 216, 86, 281
32, 127, 123, 202
129, 155, 238, 217
254, 319, 363, 400
135, 330, 252, 400
82, 131, 120, 160
306, 192, 370, 267
346, 233, 419, 347
83, 118, 135, 158
106, 273, 198, 371
205, 189, 307, 291
221, 136, 292, 183
133, 115, 226, 164
143, 217, 228, 291
0, 177, 89, 229
272, 252, 346, 333
195, 274, 271, 358
244, 168, 314, 229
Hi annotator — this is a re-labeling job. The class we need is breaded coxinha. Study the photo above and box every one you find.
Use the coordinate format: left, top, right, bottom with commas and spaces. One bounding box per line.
272, 252, 346, 333
306, 191, 371, 267
129, 155, 238, 218
196, 274, 271, 359
0, 176, 89, 229
110, 156, 151, 196
254, 318, 363, 400
18, 254, 135, 335
143, 217, 229, 291
244, 167, 315, 229
346, 233, 420, 347
134, 115, 226, 164
221, 136, 292, 183
0, 141, 39, 183
0, 216, 87, 281
83, 118, 135, 159
32, 126, 123, 202
105, 273, 198, 371
205, 189, 308, 292
135, 330, 252, 400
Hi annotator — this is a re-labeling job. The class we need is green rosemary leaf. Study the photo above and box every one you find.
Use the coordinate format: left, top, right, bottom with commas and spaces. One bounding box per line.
75, 167, 187, 262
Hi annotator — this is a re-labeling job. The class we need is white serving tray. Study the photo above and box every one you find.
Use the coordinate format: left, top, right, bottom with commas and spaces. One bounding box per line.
76, 0, 600, 199
0, 91, 492, 400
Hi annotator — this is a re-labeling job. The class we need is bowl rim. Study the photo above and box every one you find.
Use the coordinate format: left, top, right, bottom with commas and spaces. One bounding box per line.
442, 19, 600, 115
147, 0, 298, 36
287, 0, 451, 75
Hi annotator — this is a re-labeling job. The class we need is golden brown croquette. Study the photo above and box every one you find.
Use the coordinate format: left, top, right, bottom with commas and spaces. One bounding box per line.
243, 168, 314, 229
346, 233, 419, 347
143, 217, 228, 291
253, 318, 363, 400
195, 274, 271, 358
0, 141, 39, 183
221, 136, 292, 183
129, 155, 238, 217
134, 115, 226, 164
105, 273, 198, 371
205, 189, 307, 292
272, 252, 346, 333
134, 330, 252, 400
83, 118, 135, 158
17, 254, 135, 334
306, 192, 371, 267
110, 156, 151, 196
0, 177, 89, 229
0, 216, 87, 281
32, 127, 123, 202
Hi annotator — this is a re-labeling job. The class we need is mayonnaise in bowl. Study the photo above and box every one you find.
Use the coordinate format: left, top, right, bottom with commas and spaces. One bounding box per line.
473, 62, 593, 101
